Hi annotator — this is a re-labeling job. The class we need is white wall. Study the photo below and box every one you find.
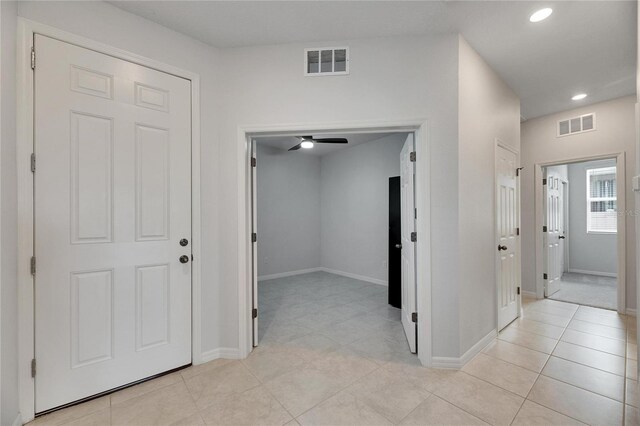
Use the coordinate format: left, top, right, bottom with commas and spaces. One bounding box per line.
521, 96, 636, 309
567, 159, 617, 276
457, 37, 521, 354
1, 2, 19, 425
256, 144, 321, 278
321, 134, 406, 284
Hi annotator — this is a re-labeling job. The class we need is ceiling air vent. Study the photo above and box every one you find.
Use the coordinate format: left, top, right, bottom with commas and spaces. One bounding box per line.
304, 47, 349, 76
557, 113, 596, 137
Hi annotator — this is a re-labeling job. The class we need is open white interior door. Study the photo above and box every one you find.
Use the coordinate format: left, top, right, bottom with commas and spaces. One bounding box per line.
544, 172, 564, 297
496, 145, 520, 330
251, 140, 259, 347
400, 134, 417, 353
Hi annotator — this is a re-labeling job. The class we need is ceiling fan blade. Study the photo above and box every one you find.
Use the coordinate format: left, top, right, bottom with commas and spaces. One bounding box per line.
312, 138, 348, 144
288, 143, 302, 151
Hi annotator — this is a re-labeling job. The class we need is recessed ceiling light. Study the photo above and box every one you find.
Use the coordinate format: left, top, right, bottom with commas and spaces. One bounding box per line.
301, 141, 314, 149
572, 93, 587, 101
529, 8, 553, 23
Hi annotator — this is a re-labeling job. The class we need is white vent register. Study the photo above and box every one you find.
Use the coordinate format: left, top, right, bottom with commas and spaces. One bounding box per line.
557, 113, 596, 137
305, 47, 349, 76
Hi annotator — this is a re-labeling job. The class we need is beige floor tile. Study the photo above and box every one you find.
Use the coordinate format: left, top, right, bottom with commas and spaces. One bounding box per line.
399, 394, 488, 425
628, 343, 638, 361
309, 346, 379, 385
627, 359, 638, 380
199, 386, 292, 426
169, 413, 206, 426
522, 310, 571, 327
111, 381, 198, 426
64, 408, 110, 426
261, 323, 314, 344
433, 371, 524, 425
509, 318, 565, 339
280, 333, 341, 362
347, 334, 406, 365
528, 375, 623, 425
462, 353, 538, 397
498, 327, 558, 354
28, 396, 110, 426
626, 405, 639, 426
511, 400, 585, 425
627, 380, 639, 408
180, 358, 235, 380
577, 305, 621, 318
264, 365, 347, 417
552, 341, 626, 376
561, 329, 626, 357
541, 356, 625, 401
567, 319, 626, 341
573, 310, 627, 329
382, 360, 457, 393
184, 362, 261, 410
525, 304, 577, 318
242, 345, 306, 382
345, 368, 430, 423
297, 390, 392, 426
482, 340, 550, 373
111, 371, 184, 405
284, 420, 301, 426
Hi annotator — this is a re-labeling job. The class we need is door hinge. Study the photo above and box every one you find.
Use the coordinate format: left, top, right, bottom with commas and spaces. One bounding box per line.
542, 225, 547, 232
542, 178, 547, 186
251, 232, 257, 243
516, 167, 524, 177
31, 47, 35, 70
30, 153, 36, 173
251, 157, 257, 167
543, 273, 548, 280
252, 308, 258, 319
31, 359, 36, 377
414, 208, 417, 219
411, 312, 418, 323
409, 151, 416, 162
30, 256, 36, 275
516, 227, 520, 236
410, 232, 417, 242
517, 287, 521, 295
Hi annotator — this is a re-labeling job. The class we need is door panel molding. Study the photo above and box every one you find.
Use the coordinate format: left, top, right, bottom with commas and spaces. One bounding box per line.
17, 18, 202, 422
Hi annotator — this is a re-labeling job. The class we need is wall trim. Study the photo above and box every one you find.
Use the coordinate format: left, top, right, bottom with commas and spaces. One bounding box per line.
626, 308, 637, 317
431, 329, 497, 369
11, 413, 22, 426
258, 267, 323, 282
200, 347, 241, 363
319, 267, 388, 286
567, 268, 617, 278
522, 290, 538, 298
16, 18, 203, 422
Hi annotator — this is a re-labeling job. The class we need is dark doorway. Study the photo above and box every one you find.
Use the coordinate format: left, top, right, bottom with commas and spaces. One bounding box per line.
388, 176, 401, 308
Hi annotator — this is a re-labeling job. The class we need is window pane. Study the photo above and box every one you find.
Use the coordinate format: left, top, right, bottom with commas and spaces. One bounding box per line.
334, 49, 347, 72
321, 50, 333, 72
307, 51, 319, 73
587, 166, 617, 233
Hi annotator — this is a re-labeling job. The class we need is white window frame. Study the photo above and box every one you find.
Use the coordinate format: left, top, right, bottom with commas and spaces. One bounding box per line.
303, 47, 350, 76
586, 166, 617, 234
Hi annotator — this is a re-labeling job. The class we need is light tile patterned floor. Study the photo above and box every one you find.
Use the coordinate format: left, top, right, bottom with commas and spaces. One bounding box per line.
27, 272, 639, 425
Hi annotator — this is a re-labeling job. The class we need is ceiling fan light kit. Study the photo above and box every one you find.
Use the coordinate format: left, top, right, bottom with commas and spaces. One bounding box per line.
288, 135, 349, 151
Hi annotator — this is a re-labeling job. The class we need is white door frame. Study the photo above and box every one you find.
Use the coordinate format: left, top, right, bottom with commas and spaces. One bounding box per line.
16, 18, 202, 422
237, 119, 432, 366
534, 152, 626, 313
494, 139, 521, 331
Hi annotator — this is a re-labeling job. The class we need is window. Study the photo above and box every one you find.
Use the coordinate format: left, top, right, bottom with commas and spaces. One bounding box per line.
586, 166, 617, 233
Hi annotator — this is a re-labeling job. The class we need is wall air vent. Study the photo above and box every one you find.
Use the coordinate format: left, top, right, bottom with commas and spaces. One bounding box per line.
304, 47, 349, 76
557, 113, 596, 137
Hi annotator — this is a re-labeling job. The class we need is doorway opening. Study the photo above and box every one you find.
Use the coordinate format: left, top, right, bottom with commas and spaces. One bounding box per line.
251, 132, 417, 359
535, 153, 625, 312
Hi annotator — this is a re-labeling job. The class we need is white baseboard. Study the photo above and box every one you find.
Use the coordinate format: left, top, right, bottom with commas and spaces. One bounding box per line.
522, 290, 537, 298
258, 268, 323, 282
431, 329, 497, 369
626, 308, 637, 317
199, 347, 241, 364
11, 413, 22, 426
319, 267, 388, 286
568, 268, 617, 278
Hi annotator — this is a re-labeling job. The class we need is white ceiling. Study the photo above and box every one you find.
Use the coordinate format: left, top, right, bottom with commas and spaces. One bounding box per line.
255, 132, 403, 156
109, 1, 636, 119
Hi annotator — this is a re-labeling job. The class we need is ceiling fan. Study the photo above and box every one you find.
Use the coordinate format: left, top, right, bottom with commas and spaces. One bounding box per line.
288, 135, 348, 151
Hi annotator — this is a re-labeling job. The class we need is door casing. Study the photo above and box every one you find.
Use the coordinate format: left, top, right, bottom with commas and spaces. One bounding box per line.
16, 18, 203, 423
534, 152, 626, 313
237, 120, 432, 366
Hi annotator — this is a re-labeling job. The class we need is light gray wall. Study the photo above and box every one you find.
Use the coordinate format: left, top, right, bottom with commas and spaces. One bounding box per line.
521, 96, 636, 309
320, 134, 406, 284
1, 2, 19, 425
457, 37, 521, 354
256, 144, 321, 277
567, 159, 617, 276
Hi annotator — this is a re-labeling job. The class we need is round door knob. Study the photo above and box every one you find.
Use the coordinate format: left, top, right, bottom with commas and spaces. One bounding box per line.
179, 255, 189, 264
180, 238, 189, 247
395, 244, 402, 249
498, 245, 507, 251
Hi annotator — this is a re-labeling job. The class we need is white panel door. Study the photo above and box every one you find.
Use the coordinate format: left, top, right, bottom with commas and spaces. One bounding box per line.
544, 174, 563, 297
496, 146, 520, 330
34, 35, 192, 412
400, 134, 417, 353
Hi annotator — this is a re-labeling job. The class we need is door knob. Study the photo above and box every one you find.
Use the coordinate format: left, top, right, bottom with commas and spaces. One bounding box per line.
395, 244, 402, 249
559, 236, 565, 239
179, 255, 189, 264
180, 238, 189, 246
498, 245, 507, 251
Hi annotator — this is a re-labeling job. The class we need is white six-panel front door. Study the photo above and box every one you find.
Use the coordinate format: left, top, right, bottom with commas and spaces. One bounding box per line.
544, 174, 563, 297
400, 134, 417, 353
34, 35, 192, 412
